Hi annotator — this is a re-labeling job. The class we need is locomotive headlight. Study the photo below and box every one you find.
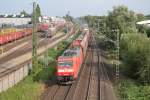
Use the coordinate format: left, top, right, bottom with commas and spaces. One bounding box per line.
58, 69, 65, 72
58, 69, 74, 72
67, 69, 74, 72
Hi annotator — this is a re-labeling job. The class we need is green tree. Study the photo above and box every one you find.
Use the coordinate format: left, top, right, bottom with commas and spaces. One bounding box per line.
146, 28, 150, 37
32, 4, 41, 23
120, 33, 150, 83
106, 6, 137, 35
36, 4, 41, 19
145, 14, 150, 20
20, 10, 29, 17
136, 13, 146, 33
64, 13, 74, 22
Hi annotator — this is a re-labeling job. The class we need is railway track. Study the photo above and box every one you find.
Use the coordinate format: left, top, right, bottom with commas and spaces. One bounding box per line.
0, 31, 45, 55
0, 26, 76, 76
0, 33, 69, 77
0, 26, 75, 59
0, 35, 32, 54
92, 34, 105, 100
43, 84, 72, 100
71, 35, 103, 100
0, 33, 65, 64
0, 27, 65, 55
71, 44, 93, 100
86, 44, 99, 100
98, 46, 116, 100
93, 34, 116, 100
0, 31, 60, 59
64, 50, 90, 100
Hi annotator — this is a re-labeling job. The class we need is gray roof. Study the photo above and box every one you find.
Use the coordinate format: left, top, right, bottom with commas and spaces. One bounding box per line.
61, 47, 80, 57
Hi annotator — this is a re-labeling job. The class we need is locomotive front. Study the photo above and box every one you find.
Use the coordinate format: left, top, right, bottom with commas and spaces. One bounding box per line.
56, 47, 82, 84
56, 49, 77, 84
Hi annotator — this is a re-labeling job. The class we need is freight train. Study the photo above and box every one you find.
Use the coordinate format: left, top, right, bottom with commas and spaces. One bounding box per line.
39, 22, 65, 38
0, 28, 33, 45
56, 27, 90, 84
0, 21, 66, 45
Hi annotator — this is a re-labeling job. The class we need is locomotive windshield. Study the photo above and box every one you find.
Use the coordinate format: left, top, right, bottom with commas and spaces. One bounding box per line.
58, 62, 73, 67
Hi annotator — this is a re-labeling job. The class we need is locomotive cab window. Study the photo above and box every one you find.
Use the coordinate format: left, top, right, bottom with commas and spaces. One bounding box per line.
58, 62, 73, 67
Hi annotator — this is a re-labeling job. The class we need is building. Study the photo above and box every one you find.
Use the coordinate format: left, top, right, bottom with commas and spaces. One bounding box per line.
0, 16, 31, 27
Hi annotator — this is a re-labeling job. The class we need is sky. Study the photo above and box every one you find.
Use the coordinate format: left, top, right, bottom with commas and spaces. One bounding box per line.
0, 0, 150, 17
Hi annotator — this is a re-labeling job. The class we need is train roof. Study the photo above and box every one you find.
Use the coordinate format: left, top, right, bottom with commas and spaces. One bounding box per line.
61, 47, 80, 57
77, 28, 89, 40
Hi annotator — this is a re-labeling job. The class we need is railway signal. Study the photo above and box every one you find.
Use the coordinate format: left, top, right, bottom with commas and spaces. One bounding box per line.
44, 31, 49, 68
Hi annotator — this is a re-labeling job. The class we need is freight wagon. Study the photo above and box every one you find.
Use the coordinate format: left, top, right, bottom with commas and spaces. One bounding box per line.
38, 23, 49, 32
56, 27, 90, 84
40, 27, 56, 38
0, 28, 32, 45
39, 22, 66, 38
0, 23, 50, 45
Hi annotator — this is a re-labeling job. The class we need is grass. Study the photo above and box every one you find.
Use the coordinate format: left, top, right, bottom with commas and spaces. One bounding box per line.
0, 75, 43, 100
0, 49, 58, 100
118, 79, 150, 100
0, 60, 57, 100
0, 30, 81, 100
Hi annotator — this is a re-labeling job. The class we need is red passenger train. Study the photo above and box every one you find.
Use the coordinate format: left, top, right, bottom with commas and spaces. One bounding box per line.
56, 27, 90, 84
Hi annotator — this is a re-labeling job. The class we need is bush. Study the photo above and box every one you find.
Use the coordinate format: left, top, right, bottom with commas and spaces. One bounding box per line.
120, 33, 150, 83
118, 80, 150, 100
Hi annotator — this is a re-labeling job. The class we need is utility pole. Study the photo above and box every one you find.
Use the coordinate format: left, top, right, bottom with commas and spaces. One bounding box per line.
44, 30, 49, 68
32, 1, 38, 73
96, 19, 100, 33
115, 29, 120, 83
66, 11, 70, 34
106, 29, 120, 83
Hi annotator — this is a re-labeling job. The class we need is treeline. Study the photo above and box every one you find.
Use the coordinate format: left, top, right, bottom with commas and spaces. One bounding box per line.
81, 6, 150, 84
81, 6, 150, 38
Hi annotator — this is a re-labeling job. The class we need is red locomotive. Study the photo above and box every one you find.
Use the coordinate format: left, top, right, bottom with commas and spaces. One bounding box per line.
38, 23, 49, 32
56, 27, 90, 84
